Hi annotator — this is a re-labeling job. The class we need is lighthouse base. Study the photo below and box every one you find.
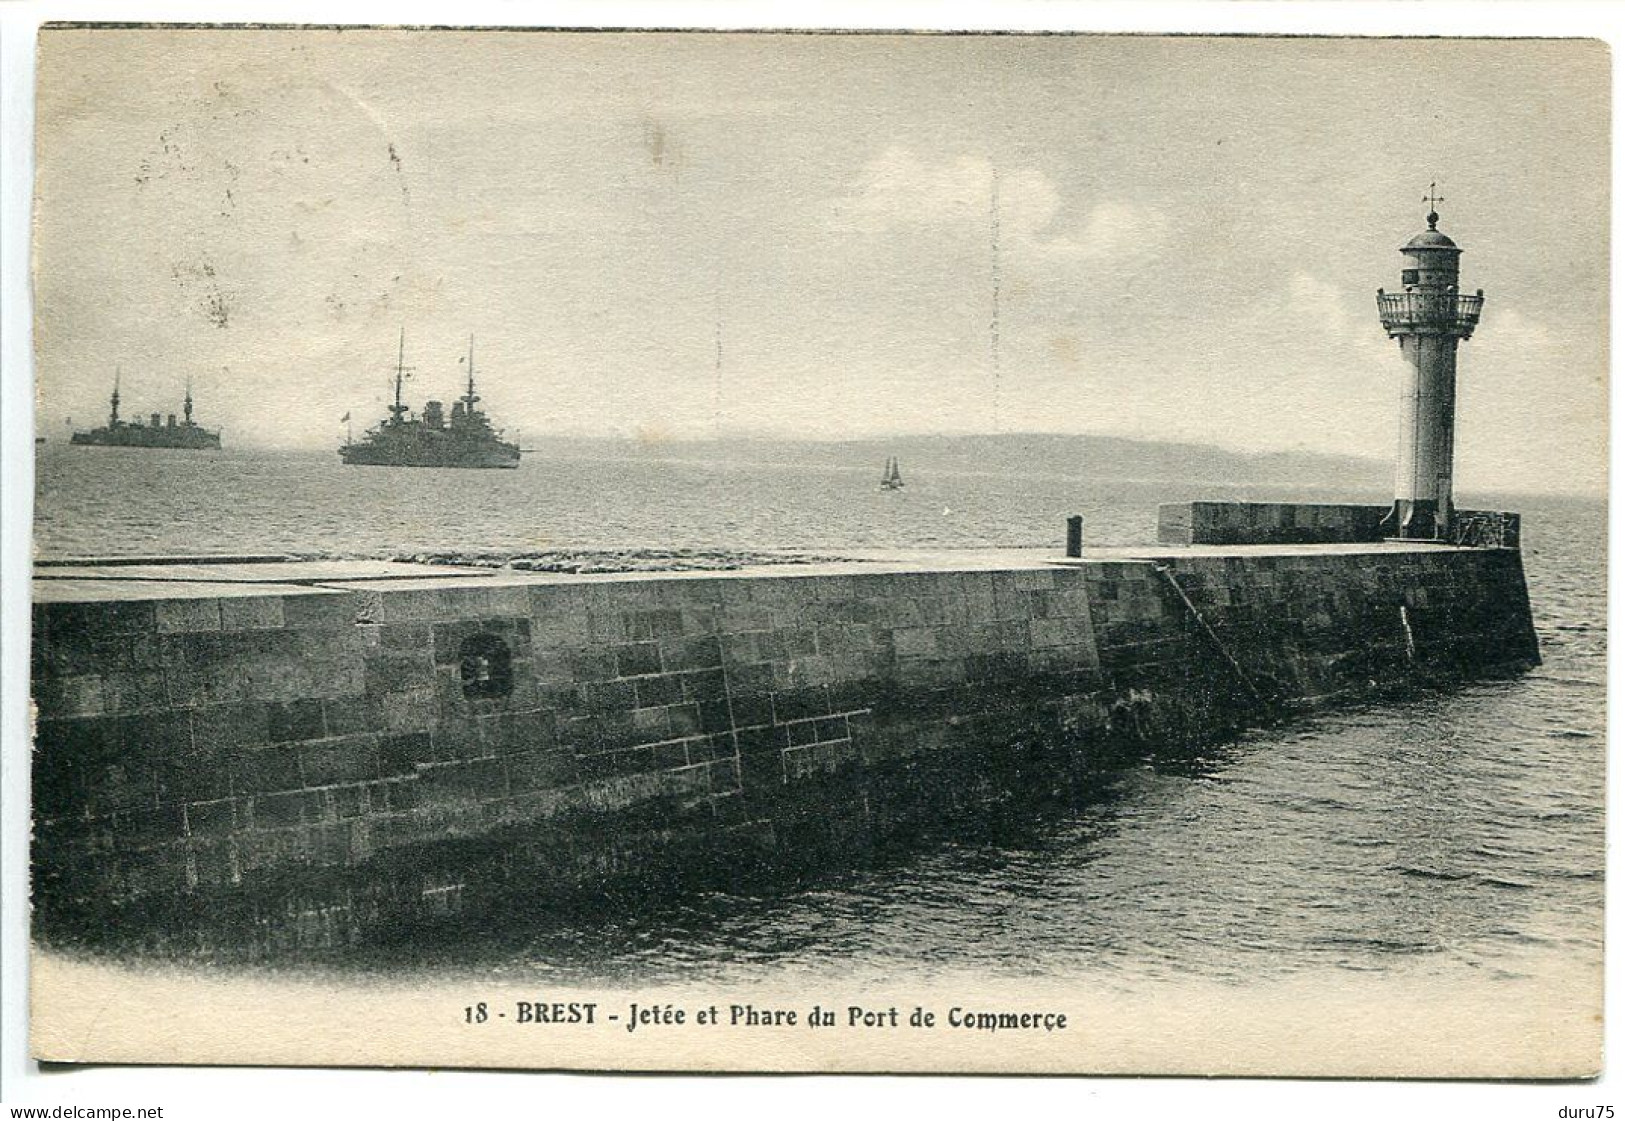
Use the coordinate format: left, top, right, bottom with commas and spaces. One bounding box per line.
1389, 499, 1449, 542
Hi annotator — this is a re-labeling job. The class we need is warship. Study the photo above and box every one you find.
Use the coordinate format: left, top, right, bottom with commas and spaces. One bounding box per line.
70, 375, 222, 450
340, 332, 520, 469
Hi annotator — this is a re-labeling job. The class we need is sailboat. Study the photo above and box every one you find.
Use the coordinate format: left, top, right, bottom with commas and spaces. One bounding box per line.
880, 455, 904, 491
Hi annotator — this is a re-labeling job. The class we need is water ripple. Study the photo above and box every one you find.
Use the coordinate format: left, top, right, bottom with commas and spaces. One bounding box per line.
33, 448, 1605, 991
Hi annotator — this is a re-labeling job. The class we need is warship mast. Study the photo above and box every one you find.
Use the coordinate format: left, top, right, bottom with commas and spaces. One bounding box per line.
462, 335, 479, 420
389, 328, 412, 425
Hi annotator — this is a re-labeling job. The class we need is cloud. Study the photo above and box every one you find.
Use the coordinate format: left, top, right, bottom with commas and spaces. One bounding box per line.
834, 147, 1056, 234
1283, 271, 1354, 335
1486, 306, 1554, 349
831, 147, 1168, 265
1042, 200, 1171, 264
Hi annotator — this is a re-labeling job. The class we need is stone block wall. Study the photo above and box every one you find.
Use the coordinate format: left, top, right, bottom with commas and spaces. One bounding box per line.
1092, 548, 1540, 744
1158, 502, 1523, 548
32, 567, 1107, 954
1158, 502, 1391, 546
30, 547, 1539, 957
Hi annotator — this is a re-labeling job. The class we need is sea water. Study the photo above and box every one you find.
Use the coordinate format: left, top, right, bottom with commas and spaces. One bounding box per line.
30, 445, 1605, 993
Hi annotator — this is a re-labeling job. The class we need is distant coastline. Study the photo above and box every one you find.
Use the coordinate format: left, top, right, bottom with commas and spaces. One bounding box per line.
38, 432, 1602, 506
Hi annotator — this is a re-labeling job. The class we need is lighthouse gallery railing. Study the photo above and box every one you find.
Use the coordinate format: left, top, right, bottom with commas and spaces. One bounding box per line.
1376, 291, 1484, 337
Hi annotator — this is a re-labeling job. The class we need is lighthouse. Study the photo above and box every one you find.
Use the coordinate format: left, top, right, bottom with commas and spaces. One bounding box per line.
1376, 188, 1485, 540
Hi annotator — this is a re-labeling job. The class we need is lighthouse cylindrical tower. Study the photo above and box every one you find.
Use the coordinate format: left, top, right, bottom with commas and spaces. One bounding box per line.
1376, 208, 1484, 540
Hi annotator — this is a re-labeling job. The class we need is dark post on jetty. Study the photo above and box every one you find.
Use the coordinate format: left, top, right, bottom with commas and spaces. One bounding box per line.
1065, 515, 1084, 558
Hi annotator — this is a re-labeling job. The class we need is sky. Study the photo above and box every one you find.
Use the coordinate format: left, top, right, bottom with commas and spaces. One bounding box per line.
32, 30, 1608, 495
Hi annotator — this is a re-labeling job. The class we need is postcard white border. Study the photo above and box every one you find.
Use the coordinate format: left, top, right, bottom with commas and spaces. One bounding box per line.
2, 3, 1620, 1117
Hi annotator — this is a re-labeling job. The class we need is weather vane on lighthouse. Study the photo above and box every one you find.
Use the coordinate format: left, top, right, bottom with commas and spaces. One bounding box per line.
1423, 182, 1445, 224
1376, 186, 1485, 541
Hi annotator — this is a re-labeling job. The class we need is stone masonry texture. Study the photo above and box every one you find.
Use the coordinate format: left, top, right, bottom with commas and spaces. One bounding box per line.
1158, 502, 1520, 548
31, 546, 1539, 957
